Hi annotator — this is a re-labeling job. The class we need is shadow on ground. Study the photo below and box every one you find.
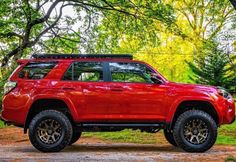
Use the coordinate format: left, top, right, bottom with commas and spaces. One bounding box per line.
16, 143, 181, 153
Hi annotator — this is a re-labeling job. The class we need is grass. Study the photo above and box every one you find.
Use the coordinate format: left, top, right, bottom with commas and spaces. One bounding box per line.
216, 120, 236, 145
83, 129, 160, 144
0, 120, 6, 128
225, 155, 236, 162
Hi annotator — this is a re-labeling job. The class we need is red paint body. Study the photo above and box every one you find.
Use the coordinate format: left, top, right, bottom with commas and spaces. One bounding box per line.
1, 58, 235, 127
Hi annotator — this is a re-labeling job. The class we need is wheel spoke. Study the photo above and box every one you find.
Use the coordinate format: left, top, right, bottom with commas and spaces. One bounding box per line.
38, 128, 47, 132
198, 133, 207, 139
54, 125, 60, 131
196, 136, 200, 144
190, 136, 195, 143
50, 120, 54, 127
44, 122, 50, 129
46, 135, 50, 143
53, 132, 61, 136
198, 128, 208, 132
192, 120, 196, 127
51, 134, 56, 142
184, 131, 192, 136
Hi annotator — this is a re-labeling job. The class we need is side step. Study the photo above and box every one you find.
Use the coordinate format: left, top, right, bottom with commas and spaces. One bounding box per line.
76, 122, 165, 132
82, 123, 162, 127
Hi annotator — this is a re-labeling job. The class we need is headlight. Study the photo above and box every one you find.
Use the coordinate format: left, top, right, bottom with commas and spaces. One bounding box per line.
4, 81, 17, 95
217, 87, 232, 99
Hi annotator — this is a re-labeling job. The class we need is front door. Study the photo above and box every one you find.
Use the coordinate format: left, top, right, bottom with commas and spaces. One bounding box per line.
107, 62, 168, 121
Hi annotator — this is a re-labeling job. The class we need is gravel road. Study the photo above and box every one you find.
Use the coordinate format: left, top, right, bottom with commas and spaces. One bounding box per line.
0, 127, 235, 162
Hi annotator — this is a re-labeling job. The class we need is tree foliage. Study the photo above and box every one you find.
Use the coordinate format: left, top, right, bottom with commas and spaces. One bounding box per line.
187, 41, 236, 91
0, 0, 177, 68
91, 0, 235, 82
92, 0, 235, 53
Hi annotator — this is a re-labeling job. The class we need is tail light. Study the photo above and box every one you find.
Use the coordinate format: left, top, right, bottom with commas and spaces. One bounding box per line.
4, 81, 17, 95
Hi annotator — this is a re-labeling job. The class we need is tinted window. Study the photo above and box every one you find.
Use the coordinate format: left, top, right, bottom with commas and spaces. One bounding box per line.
109, 62, 154, 83
63, 62, 103, 82
18, 62, 56, 79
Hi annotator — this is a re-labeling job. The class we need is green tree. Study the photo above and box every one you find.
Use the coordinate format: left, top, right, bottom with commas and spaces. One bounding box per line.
91, 0, 235, 82
0, 0, 176, 68
93, 0, 235, 52
187, 41, 236, 91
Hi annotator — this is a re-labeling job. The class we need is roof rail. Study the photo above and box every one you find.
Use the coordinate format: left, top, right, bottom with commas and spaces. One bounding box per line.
31, 54, 133, 60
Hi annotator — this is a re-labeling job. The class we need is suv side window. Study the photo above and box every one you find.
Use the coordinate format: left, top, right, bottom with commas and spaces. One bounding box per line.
109, 62, 154, 83
63, 62, 103, 82
18, 62, 56, 79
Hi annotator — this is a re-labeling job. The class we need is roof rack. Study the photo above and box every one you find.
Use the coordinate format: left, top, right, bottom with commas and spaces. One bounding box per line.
31, 54, 133, 60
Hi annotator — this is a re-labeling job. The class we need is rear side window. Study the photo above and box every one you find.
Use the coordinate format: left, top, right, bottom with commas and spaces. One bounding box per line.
18, 62, 56, 79
63, 62, 103, 82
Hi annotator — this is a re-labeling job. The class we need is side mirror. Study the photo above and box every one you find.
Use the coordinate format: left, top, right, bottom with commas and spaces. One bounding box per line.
151, 73, 164, 84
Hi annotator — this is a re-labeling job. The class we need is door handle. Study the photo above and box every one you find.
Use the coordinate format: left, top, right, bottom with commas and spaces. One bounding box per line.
110, 86, 123, 92
62, 87, 75, 91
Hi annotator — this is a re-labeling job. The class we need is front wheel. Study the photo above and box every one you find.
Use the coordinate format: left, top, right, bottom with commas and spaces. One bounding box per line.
28, 110, 73, 152
173, 110, 217, 152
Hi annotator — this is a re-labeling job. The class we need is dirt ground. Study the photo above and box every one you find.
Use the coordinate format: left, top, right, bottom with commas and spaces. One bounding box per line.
0, 127, 236, 162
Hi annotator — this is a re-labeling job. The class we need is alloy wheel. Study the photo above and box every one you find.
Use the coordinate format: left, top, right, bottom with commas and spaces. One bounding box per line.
183, 119, 209, 145
37, 119, 62, 144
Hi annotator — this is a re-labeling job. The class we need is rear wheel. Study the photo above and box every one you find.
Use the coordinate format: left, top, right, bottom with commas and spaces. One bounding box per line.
164, 129, 177, 147
28, 110, 73, 152
173, 110, 217, 152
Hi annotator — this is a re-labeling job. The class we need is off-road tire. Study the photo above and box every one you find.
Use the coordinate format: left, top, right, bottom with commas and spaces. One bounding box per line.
68, 128, 82, 145
173, 110, 217, 152
164, 129, 177, 147
29, 110, 73, 152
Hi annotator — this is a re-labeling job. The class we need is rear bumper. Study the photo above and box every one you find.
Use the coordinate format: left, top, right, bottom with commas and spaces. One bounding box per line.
1, 95, 28, 126
0, 113, 13, 125
0, 106, 24, 127
0, 114, 4, 122
0, 114, 24, 128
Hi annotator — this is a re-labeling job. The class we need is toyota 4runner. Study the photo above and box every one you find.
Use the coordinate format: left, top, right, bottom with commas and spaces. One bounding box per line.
1, 54, 235, 152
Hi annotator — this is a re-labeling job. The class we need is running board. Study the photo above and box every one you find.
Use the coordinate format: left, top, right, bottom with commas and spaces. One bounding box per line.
82, 123, 162, 127
75, 122, 165, 132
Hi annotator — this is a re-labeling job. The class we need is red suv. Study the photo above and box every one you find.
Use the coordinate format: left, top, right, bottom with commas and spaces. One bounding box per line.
1, 54, 235, 152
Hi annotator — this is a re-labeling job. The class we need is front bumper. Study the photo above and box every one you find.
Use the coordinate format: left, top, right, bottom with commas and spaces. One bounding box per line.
220, 98, 235, 125
229, 115, 236, 124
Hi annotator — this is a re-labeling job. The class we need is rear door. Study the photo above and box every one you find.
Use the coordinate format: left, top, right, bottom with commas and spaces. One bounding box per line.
61, 61, 110, 121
